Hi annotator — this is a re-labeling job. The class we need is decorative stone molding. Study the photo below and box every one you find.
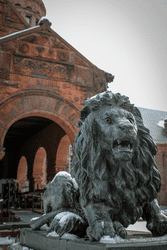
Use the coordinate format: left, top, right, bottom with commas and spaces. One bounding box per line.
19, 43, 29, 53
93, 71, 114, 93
58, 51, 69, 61
38, 17, 52, 28
12, 54, 74, 80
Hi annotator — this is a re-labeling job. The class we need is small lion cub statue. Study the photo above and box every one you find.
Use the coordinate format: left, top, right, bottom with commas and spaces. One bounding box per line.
30, 91, 167, 241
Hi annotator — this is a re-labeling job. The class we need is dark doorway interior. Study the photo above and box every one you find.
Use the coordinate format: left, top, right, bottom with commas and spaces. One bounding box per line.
1, 116, 54, 179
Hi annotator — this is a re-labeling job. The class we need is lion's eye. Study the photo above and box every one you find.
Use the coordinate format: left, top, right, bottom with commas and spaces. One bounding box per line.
104, 117, 112, 124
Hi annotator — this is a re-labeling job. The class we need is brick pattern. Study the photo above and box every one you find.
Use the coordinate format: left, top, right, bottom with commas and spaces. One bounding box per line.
156, 144, 167, 205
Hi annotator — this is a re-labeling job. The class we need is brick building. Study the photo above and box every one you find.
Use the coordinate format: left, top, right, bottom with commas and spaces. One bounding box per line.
138, 108, 167, 205
0, 0, 114, 191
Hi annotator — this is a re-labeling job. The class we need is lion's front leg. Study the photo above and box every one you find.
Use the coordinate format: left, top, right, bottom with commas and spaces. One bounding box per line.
143, 199, 167, 236
83, 203, 115, 241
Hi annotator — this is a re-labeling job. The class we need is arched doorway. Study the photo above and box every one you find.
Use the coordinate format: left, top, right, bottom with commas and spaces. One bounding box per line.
1, 116, 54, 180
1, 115, 72, 190
0, 92, 79, 190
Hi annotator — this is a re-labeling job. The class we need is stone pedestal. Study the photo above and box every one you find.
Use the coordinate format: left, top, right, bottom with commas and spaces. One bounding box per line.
20, 228, 167, 250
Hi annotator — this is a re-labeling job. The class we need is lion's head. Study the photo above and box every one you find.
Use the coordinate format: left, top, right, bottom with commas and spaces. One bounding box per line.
71, 91, 161, 227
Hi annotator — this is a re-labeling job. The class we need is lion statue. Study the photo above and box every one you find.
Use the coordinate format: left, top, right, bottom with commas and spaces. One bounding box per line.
30, 91, 167, 241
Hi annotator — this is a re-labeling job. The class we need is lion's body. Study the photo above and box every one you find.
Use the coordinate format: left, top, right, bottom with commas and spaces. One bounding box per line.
39, 91, 167, 241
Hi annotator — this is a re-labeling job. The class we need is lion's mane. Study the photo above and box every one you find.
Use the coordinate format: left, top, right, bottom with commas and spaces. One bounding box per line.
71, 91, 161, 227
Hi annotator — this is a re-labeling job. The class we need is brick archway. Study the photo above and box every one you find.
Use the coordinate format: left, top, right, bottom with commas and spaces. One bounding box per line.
17, 156, 29, 192
0, 90, 79, 159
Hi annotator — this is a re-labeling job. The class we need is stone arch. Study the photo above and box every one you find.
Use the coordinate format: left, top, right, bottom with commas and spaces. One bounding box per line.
33, 147, 47, 190
56, 135, 71, 173
0, 90, 79, 159
17, 156, 29, 192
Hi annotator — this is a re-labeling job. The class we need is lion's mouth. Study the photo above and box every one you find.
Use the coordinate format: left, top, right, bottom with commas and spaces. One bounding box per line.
113, 139, 133, 152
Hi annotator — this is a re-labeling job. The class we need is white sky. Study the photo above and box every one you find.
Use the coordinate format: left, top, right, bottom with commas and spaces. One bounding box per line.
42, 0, 167, 111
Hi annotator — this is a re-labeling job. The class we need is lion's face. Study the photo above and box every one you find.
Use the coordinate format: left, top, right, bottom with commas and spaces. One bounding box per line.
95, 107, 138, 161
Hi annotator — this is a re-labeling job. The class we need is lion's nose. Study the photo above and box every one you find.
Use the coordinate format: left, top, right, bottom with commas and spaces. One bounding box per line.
118, 121, 133, 131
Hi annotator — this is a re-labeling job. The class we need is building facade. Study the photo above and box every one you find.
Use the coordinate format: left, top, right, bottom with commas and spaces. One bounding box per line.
138, 107, 167, 206
0, 0, 114, 191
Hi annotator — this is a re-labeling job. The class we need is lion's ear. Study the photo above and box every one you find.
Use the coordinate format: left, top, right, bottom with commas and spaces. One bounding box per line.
80, 106, 91, 122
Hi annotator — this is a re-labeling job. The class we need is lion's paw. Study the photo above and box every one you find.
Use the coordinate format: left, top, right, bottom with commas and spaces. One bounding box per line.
147, 213, 167, 236
113, 221, 127, 239
86, 220, 115, 241
50, 212, 85, 237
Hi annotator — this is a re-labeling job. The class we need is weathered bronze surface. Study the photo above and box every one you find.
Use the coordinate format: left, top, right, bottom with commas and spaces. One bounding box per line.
30, 91, 167, 242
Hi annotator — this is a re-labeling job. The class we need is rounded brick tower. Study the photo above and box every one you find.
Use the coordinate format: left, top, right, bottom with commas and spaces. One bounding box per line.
10, 0, 46, 27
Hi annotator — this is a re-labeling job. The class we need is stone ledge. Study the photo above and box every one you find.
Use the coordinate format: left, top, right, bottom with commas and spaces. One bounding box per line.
20, 228, 167, 250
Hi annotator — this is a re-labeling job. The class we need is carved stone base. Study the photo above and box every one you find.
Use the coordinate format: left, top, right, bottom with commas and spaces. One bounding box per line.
20, 228, 167, 250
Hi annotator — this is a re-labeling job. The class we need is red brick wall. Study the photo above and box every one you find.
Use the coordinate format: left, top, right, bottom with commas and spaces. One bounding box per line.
156, 143, 167, 205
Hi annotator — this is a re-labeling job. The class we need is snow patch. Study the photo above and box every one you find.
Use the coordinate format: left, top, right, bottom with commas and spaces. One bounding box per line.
30, 217, 39, 221
61, 233, 79, 240
0, 237, 15, 244
100, 235, 124, 244
52, 171, 71, 179
40, 223, 50, 231
72, 178, 79, 190
47, 231, 79, 240
47, 231, 59, 238
157, 120, 165, 128
54, 211, 83, 227
51, 171, 78, 190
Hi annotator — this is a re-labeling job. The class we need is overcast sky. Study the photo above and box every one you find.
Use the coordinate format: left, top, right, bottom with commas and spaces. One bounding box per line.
42, 0, 167, 112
